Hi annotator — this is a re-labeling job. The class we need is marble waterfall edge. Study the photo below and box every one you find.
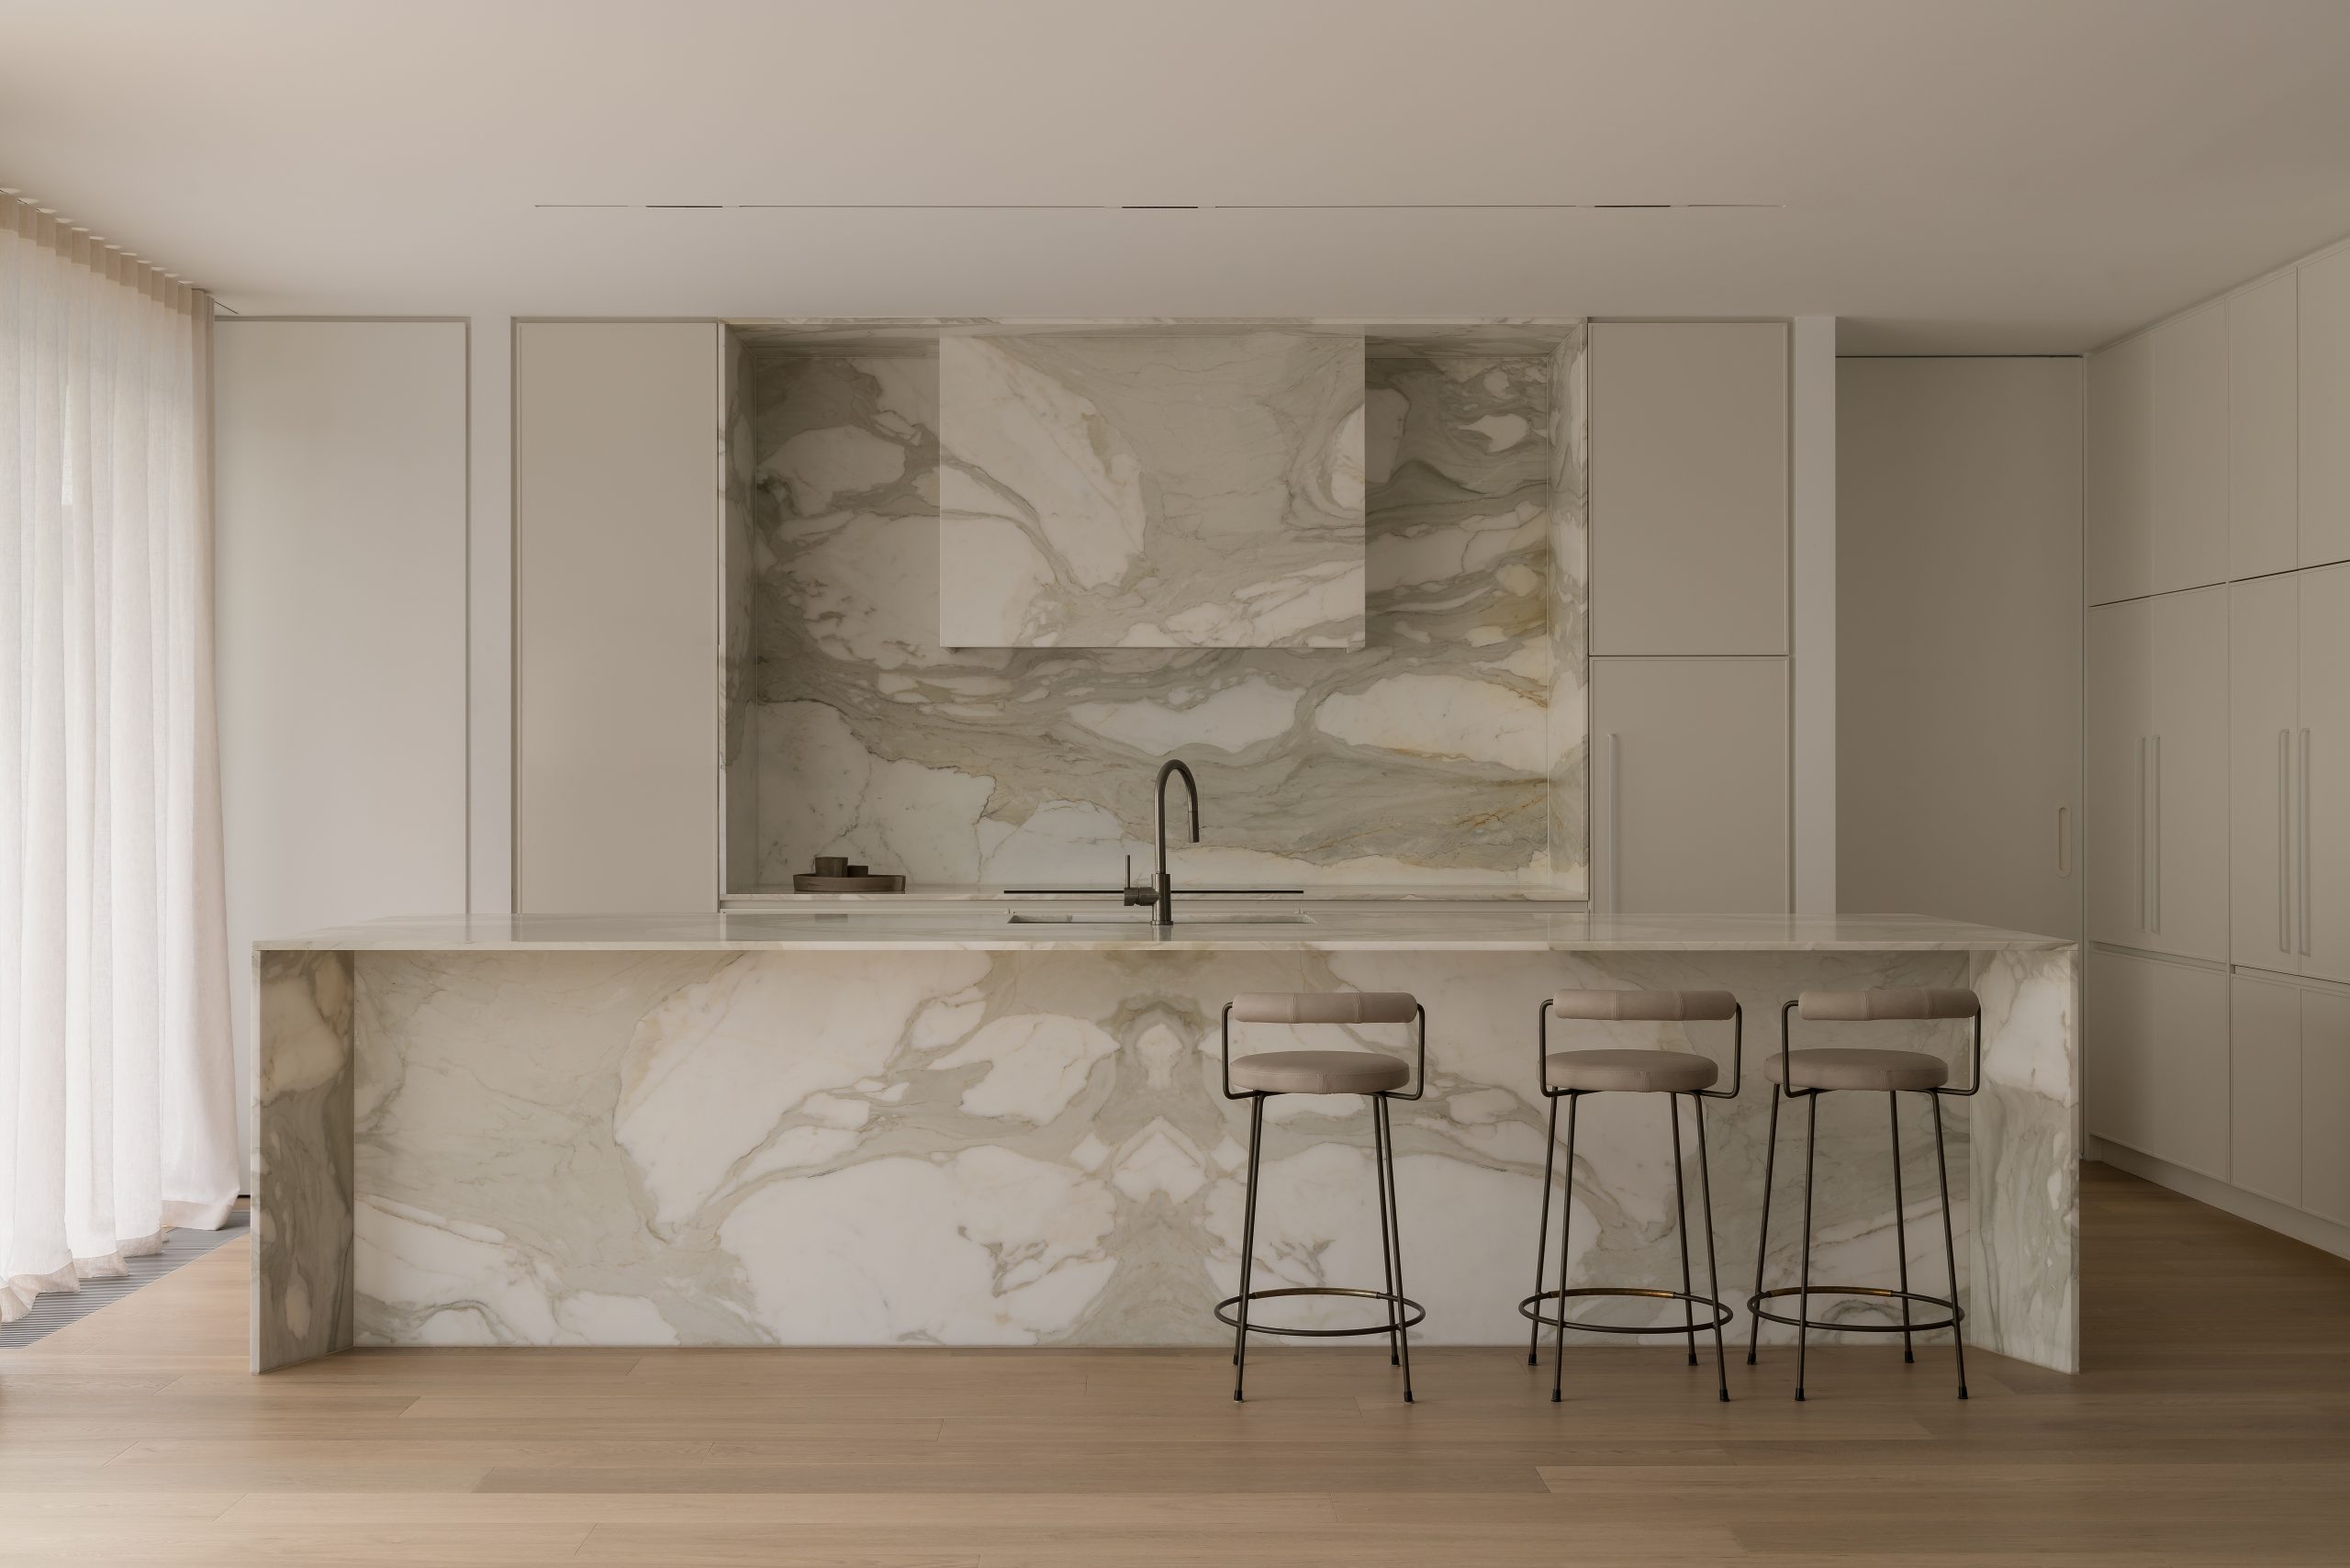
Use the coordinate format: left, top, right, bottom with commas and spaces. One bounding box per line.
348, 946, 2014, 1355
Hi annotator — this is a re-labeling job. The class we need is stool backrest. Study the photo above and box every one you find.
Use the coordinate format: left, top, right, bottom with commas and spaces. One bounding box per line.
1797, 988, 1978, 1022
1230, 991, 1418, 1025
1550, 989, 1737, 1022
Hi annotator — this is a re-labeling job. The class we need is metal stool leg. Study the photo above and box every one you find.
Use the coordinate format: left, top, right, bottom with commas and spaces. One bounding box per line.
1695, 1095, 1729, 1402
1670, 1094, 1697, 1367
1371, 1093, 1400, 1368
1528, 1092, 1560, 1366
1748, 1086, 1782, 1366
1931, 1092, 1970, 1401
1378, 1094, 1415, 1402
1233, 1094, 1264, 1401
1550, 1093, 1580, 1403
1796, 1092, 1818, 1402
1889, 1092, 1915, 1363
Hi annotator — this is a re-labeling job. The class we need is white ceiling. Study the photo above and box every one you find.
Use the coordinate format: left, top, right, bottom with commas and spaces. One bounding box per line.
6, 0, 2350, 352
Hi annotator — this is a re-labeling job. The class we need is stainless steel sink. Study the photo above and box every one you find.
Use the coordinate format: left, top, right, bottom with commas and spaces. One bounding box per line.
1007, 912, 1314, 926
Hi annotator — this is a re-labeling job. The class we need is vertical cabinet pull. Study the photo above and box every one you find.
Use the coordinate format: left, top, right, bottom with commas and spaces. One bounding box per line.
2055, 803, 2071, 877
2137, 736, 2149, 930
2281, 728, 2294, 953
2302, 727, 2313, 958
2147, 734, 2162, 934
1605, 732, 1622, 914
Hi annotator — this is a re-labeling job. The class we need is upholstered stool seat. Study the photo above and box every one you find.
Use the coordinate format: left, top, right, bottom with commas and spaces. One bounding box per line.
1221, 991, 1426, 1403
1544, 1048, 1719, 1094
1230, 1050, 1411, 1095
1524, 989, 1741, 1402
1762, 1047, 1947, 1093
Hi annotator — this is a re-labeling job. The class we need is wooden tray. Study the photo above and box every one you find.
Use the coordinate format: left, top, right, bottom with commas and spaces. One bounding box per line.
791, 874, 907, 893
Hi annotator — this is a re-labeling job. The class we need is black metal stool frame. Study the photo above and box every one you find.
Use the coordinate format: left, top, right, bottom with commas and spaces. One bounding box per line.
1746, 999, 1982, 1401
1217, 1002, 1427, 1404
1521, 1000, 1743, 1404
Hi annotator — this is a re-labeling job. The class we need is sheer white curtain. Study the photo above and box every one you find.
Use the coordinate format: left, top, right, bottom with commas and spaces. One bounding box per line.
1, 194, 239, 1321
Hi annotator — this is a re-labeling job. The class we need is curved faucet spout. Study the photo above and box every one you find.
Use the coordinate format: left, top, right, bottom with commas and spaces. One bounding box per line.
1150, 758, 1201, 926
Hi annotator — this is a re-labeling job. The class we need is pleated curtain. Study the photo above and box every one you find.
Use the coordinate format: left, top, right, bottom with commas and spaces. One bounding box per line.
1, 193, 239, 1321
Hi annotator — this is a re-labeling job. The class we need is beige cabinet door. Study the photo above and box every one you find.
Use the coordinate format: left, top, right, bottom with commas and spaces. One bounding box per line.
2303, 988, 2350, 1226
2301, 248, 2350, 568
2229, 973, 2303, 1206
1588, 322, 1787, 655
2229, 274, 2300, 581
2145, 588, 2231, 962
2230, 574, 2300, 972
1588, 657, 1789, 913
2300, 564, 2350, 983
2087, 599, 2154, 947
2085, 947, 2230, 1180
515, 321, 722, 914
2087, 331, 2153, 605
2150, 304, 2231, 597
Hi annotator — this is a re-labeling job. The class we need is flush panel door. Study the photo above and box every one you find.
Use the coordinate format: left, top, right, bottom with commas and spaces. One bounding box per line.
2304, 988, 2350, 1226
2231, 574, 2300, 973
2300, 564, 2350, 984
2143, 588, 2231, 962
1588, 657, 1789, 914
515, 321, 722, 914
2149, 304, 2232, 598
2087, 598, 2155, 947
2230, 273, 2300, 581
1588, 322, 1788, 655
2229, 974, 2303, 1206
2086, 947, 2230, 1180
2087, 331, 2154, 605
2301, 248, 2350, 568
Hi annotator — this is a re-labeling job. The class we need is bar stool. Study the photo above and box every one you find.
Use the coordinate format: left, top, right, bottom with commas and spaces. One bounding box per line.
1522, 989, 1742, 1403
1220, 991, 1426, 1404
1748, 987, 1981, 1401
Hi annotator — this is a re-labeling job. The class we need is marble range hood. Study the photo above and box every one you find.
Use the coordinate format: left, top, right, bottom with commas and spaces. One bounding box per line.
936, 329, 1367, 649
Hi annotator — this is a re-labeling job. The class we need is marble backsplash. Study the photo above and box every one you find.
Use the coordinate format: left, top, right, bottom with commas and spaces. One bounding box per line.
937, 331, 1367, 649
735, 329, 1585, 892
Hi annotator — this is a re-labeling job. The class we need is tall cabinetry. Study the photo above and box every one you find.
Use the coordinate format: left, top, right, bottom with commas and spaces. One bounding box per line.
2087, 238, 2350, 1259
1587, 321, 1792, 913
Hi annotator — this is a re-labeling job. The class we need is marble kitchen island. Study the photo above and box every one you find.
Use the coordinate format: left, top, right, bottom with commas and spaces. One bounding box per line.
252, 909, 2077, 1376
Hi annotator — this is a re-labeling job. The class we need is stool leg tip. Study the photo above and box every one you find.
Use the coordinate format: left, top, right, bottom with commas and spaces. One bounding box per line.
1958, 1386, 1970, 1401
1526, 1353, 1539, 1366
1550, 1389, 1561, 1404
1687, 1353, 1699, 1366
1904, 1350, 1915, 1363
1795, 1388, 1806, 1403
1744, 1353, 1756, 1366
1718, 1389, 1730, 1403
1404, 1391, 1415, 1404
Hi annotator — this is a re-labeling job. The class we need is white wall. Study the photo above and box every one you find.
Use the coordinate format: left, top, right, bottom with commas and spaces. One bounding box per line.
214, 319, 471, 1183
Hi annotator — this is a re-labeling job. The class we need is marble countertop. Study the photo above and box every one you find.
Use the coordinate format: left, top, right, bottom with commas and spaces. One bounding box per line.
256, 909, 2074, 954
722, 883, 1590, 903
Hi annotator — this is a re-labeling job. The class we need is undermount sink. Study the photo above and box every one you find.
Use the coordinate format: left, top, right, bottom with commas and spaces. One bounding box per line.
1006, 912, 1315, 926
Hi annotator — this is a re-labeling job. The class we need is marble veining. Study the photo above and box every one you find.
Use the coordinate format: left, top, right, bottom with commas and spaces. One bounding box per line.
938, 331, 1366, 649
744, 338, 1581, 893
347, 947, 1987, 1351
252, 949, 355, 1371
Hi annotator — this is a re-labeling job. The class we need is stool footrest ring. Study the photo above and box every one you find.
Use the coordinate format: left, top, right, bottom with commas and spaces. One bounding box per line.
1215, 1285, 1426, 1338
1746, 1284, 1962, 1335
1517, 1285, 1734, 1337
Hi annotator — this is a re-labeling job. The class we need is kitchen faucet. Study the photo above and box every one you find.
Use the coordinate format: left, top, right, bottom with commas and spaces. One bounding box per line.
1125, 757, 1199, 926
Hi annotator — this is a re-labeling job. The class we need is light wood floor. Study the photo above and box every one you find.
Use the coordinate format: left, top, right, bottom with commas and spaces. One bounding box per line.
2, 1164, 2345, 1565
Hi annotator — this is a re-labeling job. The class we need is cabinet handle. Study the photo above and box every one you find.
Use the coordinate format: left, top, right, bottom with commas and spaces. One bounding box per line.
1606, 732, 1621, 914
2147, 734, 2162, 935
2281, 729, 2294, 953
2056, 803, 2071, 877
2137, 736, 2148, 930
2302, 727, 2313, 958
